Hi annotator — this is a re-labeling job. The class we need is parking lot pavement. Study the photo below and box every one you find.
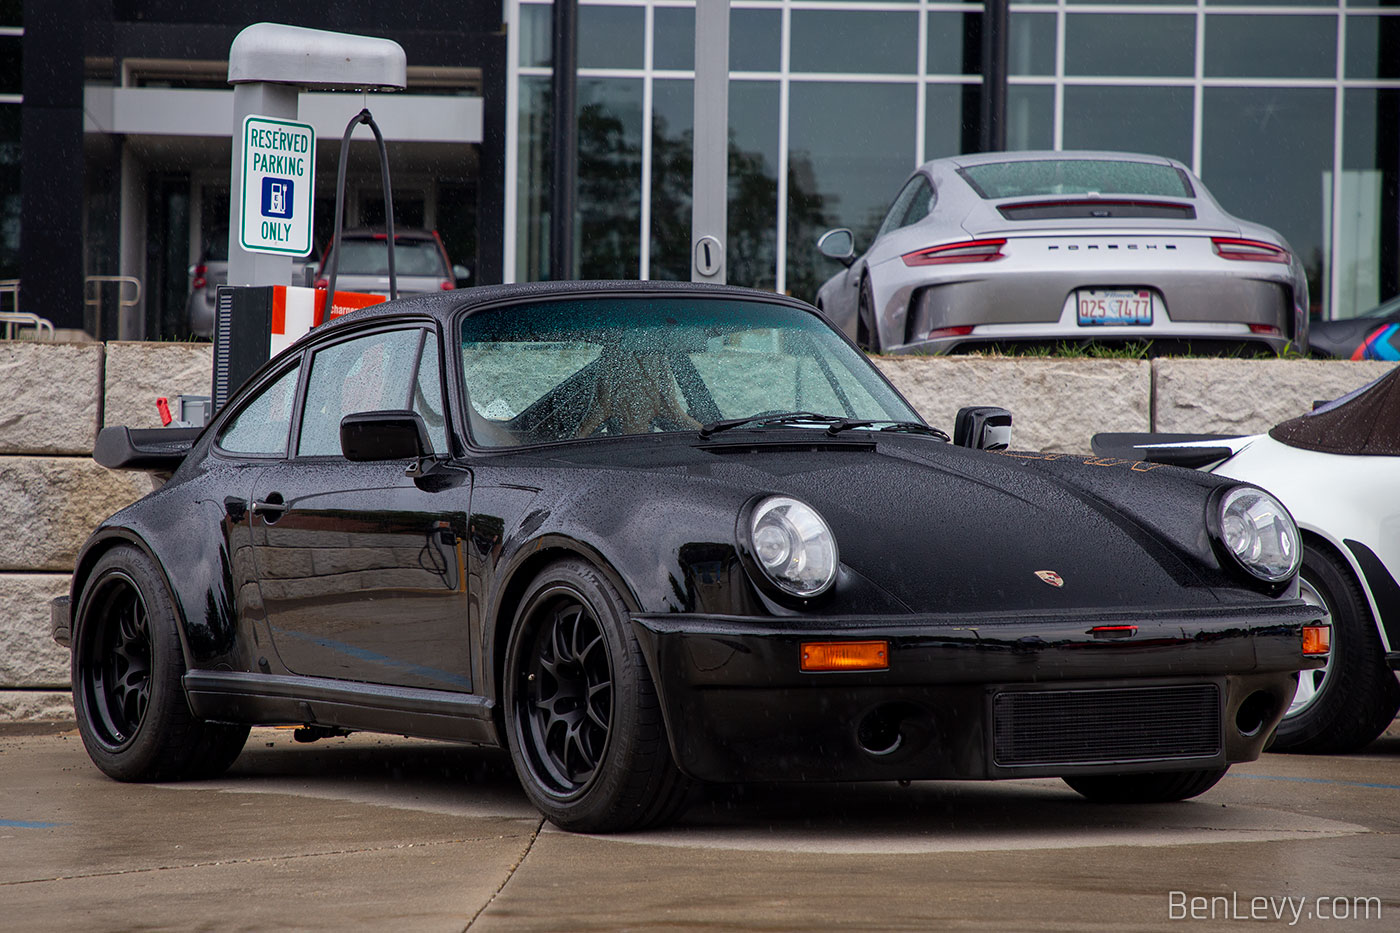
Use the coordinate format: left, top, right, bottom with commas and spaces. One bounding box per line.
2, 723, 1396, 932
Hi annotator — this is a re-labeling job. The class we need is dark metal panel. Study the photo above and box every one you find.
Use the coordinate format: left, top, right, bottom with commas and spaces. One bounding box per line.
550, 0, 578, 280
111, 1, 502, 38
19, 111, 85, 329
978, 0, 1008, 153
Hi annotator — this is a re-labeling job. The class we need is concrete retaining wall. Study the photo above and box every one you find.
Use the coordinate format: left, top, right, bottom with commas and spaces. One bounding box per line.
0, 341, 1392, 721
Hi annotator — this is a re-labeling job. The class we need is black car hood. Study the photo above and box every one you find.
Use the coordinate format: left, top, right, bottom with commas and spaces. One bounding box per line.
535, 432, 1232, 614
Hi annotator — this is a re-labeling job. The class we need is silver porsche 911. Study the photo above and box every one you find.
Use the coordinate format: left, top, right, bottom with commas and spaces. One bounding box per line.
813, 151, 1310, 356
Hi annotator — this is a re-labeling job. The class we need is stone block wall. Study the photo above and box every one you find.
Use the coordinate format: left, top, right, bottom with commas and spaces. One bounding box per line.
0, 342, 212, 722
877, 357, 1152, 453
1152, 358, 1393, 435
0, 340, 1392, 721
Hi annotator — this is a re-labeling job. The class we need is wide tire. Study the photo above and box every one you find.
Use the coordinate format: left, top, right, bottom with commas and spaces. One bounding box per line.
857, 276, 882, 354
1271, 547, 1400, 753
503, 559, 689, 832
1064, 768, 1228, 803
72, 545, 249, 782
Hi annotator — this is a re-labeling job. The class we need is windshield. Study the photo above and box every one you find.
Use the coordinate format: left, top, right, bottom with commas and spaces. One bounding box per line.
960, 159, 1193, 200
458, 297, 920, 447
333, 238, 447, 276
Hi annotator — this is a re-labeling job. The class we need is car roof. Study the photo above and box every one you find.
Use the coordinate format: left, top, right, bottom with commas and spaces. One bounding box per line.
335, 227, 438, 241
313, 279, 819, 334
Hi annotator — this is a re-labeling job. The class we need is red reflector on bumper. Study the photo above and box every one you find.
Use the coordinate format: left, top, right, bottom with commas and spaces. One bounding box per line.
1089, 625, 1137, 639
926, 326, 974, 340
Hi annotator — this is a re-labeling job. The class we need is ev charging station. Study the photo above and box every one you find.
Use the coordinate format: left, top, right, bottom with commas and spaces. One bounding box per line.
212, 23, 407, 412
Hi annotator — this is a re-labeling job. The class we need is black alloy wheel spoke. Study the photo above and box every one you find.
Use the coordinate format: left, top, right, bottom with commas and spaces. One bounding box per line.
85, 577, 155, 747
520, 595, 614, 793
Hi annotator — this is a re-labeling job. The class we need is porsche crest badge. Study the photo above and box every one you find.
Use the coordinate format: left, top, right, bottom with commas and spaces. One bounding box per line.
1034, 570, 1064, 588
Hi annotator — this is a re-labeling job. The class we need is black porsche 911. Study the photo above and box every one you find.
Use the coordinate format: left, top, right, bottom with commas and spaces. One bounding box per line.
53, 280, 1325, 832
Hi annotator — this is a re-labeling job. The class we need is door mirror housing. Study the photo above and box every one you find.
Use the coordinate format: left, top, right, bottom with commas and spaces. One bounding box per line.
340, 410, 433, 462
954, 406, 1013, 450
817, 228, 856, 266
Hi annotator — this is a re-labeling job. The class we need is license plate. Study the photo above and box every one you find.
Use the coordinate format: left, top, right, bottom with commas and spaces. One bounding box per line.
1077, 289, 1153, 326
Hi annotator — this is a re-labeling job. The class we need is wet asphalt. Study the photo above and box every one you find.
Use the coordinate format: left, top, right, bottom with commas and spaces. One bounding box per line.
2, 721, 1396, 932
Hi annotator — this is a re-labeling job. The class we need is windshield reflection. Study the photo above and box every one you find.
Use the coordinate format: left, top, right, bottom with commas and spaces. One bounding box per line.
458, 297, 920, 447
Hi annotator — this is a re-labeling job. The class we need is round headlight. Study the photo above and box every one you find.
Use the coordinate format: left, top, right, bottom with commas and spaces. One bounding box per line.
1217, 486, 1301, 583
747, 496, 838, 598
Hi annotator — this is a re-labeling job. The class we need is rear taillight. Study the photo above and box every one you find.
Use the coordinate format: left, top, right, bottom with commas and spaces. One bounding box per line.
1211, 237, 1289, 263
927, 325, 974, 340
439, 280, 454, 290
1249, 323, 1281, 336
192, 264, 207, 290
902, 238, 1006, 266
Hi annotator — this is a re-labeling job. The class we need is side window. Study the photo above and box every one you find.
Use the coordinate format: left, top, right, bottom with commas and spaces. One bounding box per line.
297, 329, 422, 457
898, 176, 935, 229
412, 331, 449, 454
877, 175, 934, 239
217, 363, 301, 456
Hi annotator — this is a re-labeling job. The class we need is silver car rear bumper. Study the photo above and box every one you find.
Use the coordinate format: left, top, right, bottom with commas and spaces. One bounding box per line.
877, 234, 1302, 354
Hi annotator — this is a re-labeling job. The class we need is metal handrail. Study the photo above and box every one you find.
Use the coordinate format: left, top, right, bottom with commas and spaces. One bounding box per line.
1, 280, 59, 340
83, 275, 142, 340
2, 311, 56, 340
0, 278, 18, 312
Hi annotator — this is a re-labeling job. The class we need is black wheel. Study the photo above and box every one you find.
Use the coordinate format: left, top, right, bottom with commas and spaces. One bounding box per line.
503, 559, 689, 832
1064, 768, 1227, 803
856, 276, 882, 354
1270, 547, 1400, 753
72, 545, 248, 781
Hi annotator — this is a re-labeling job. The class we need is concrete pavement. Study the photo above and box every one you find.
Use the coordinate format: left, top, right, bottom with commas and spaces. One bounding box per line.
2, 723, 1396, 931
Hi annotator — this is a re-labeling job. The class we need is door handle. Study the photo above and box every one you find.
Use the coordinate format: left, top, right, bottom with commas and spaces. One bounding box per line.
251, 493, 286, 520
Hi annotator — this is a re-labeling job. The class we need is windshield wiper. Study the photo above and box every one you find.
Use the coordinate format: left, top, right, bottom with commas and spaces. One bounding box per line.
698, 411, 845, 439
825, 419, 951, 442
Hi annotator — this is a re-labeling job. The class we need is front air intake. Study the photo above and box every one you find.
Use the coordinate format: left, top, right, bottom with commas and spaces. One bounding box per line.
992, 684, 1221, 767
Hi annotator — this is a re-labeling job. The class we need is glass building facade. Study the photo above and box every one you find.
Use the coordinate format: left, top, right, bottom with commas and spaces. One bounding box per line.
507, 0, 1400, 320
0, 1, 20, 284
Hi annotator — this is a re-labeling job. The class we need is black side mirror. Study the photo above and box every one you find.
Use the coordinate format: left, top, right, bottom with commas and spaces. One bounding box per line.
452, 263, 472, 287
954, 406, 1013, 450
340, 410, 433, 462
816, 228, 856, 267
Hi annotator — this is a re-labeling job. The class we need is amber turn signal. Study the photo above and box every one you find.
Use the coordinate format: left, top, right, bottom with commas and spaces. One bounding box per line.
1302, 625, 1331, 657
800, 640, 889, 672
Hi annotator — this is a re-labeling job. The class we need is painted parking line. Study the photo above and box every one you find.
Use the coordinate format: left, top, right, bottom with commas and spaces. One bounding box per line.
1229, 773, 1400, 791
0, 819, 65, 828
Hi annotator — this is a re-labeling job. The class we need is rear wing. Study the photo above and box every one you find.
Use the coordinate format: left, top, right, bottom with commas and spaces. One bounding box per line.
93, 426, 203, 472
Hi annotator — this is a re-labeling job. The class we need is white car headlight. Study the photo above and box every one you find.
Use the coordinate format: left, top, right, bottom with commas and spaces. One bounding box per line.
1217, 486, 1301, 584
747, 496, 838, 598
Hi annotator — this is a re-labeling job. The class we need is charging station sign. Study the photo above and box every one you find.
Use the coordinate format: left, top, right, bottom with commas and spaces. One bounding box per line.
239, 115, 315, 256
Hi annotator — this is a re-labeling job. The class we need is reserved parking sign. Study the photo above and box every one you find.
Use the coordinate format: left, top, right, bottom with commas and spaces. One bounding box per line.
239, 115, 315, 256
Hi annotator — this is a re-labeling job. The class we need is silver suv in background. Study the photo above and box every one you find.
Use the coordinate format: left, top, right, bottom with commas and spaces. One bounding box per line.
184, 233, 318, 338
314, 228, 468, 299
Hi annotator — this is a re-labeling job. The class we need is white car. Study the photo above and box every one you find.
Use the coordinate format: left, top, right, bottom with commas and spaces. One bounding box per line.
1093, 370, 1400, 753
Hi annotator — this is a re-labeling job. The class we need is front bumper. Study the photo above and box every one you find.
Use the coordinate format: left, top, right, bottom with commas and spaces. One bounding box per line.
631, 602, 1321, 783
